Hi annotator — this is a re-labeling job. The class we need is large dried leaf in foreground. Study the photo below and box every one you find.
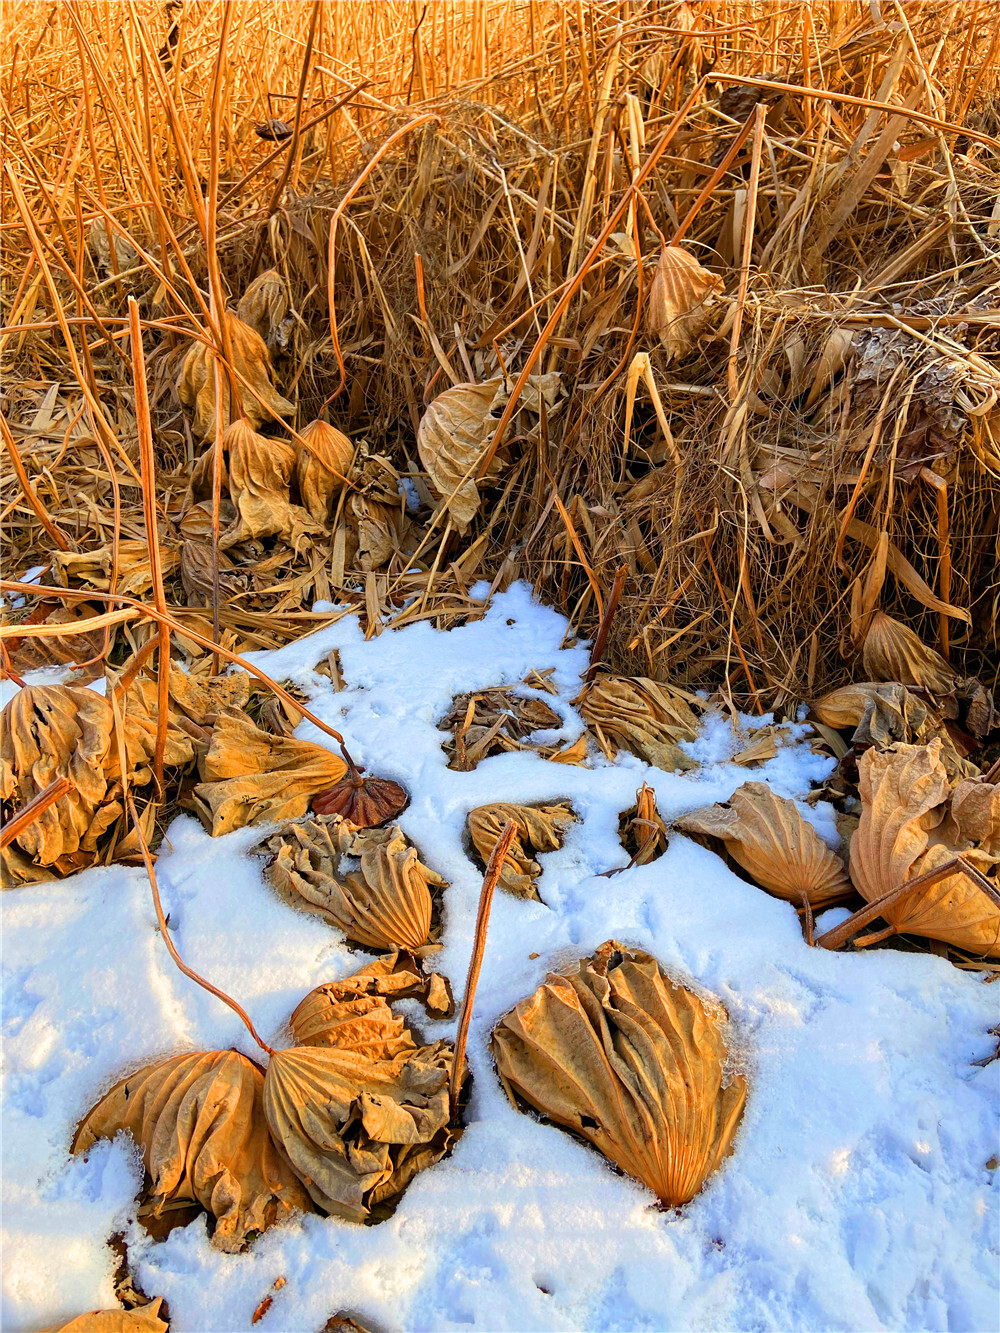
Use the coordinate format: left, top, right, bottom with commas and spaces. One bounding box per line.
263, 1038, 456, 1222
265, 815, 445, 953
72, 1050, 312, 1251
675, 782, 851, 905
467, 801, 575, 899
290, 951, 453, 1058
575, 675, 699, 772
493, 941, 746, 1206
192, 709, 347, 835
862, 612, 957, 695
647, 245, 723, 362
178, 317, 294, 437
1, 685, 115, 878
39, 1300, 168, 1333
851, 741, 1000, 955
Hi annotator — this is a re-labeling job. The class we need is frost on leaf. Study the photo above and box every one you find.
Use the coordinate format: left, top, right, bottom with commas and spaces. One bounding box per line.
191, 708, 347, 835
851, 741, 1000, 956
417, 375, 561, 530
178, 316, 294, 438
289, 951, 453, 1057
265, 815, 445, 953
467, 801, 575, 899
296, 418, 355, 523
38, 1300, 168, 1333
674, 782, 851, 906
861, 612, 958, 696
646, 245, 723, 362
574, 675, 700, 772
263, 1036, 457, 1223
492, 941, 746, 1207
72, 1050, 312, 1251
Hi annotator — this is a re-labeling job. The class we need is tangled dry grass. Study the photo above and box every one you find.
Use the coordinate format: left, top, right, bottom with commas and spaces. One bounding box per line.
2, 0, 999, 708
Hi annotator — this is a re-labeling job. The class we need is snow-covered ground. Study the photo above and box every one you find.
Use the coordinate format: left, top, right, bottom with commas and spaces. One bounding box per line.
2, 584, 997, 1332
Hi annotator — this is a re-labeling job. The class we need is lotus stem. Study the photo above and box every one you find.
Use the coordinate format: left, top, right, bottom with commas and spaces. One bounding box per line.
1, 775, 74, 849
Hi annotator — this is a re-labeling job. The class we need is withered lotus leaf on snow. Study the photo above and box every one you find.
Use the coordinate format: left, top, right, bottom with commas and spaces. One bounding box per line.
38, 1300, 168, 1333
313, 770, 408, 828
619, 783, 667, 866
72, 1050, 313, 1251
265, 815, 444, 954
575, 675, 700, 772
467, 801, 575, 899
1, 685, 116, 882
440, 683, 564, 770
296, 418, 355, 523
675, 782, 851, 906
861, 612, 958, 696
646, 244, 724, 362
289, 951, 453, 1057
263, 1036, 458, 1223
492, 941, 746, 1207
191, 708, 347, 835
416, 375, 561, 530
851, 741, 1000, 956
178, 316, 294, 438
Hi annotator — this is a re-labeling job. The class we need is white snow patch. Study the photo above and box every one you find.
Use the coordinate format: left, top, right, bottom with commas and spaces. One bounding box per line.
2, 584, 996, 1332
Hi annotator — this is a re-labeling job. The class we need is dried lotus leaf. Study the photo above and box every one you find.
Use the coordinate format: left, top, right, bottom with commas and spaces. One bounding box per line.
492, 941, 746, 1207
851, 741, 1000, 955
647, 244, 723, 362
50, 541, 180, 599
289, 950, 453, 1056
118, 666, 252, 772
237, 268, 289, 348
181, 539, 245, 605
7, 601, 107, 679
575, 675, 699, 772
467, 801, 575, 899
218, 418, 322, 553
265, 815, 444, 953
178, 316, 294, 438
296, 419, 355, 523
38, 1300, 168, 1333
440, 684, 564, 770
262, 1039, 456, 1222
619, 783, 667, 865
416, 379, 507, 530
675, 782, 851, 905
72, 1050, 312, 1251
945, 778, 1000, 857
312, 772, 408, 828
191, 708, 347, 835
1, 685, 116, 871
862, 612, 958, 695
179, 499, 238, 541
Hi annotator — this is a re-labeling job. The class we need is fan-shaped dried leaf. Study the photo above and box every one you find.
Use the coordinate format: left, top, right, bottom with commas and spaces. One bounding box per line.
119, 665, 252, 772
39, 1300, 168, 1333
417, 375, 560, 530
289, 951, 452, 1057
192, 708, 347, 835
72, 1050, 312, 1251
296, 419, 355, 524
237, 269, 290, 350
1, 685, 115, 871
492, 941, 746, 1206
7, 601, 107, 679
51, 541, 180, 598
647, 245, 724, 362
575, 675, 699, 772
178, 317, 294, 438
215, 418, 322, 553
862, 612, 958, 695
467, 801, 575, 899
263, 1038, 455, 1222
265, 815, 444, 953
851, 741, 1000, 955
312, 772, 408, 827
675, 782, 851, 905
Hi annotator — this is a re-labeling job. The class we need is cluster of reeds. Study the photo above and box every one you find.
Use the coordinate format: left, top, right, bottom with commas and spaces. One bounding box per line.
2, 0, 998, 707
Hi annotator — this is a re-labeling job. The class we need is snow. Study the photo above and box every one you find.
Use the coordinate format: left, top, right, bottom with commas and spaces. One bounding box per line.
2, 583, 997, 1333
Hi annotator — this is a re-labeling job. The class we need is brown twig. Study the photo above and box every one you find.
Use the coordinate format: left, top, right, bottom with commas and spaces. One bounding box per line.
1, 775, 74, 849
585, 563, 627, 680
449, 817, 518, 1120
126, 792, 275, 1055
